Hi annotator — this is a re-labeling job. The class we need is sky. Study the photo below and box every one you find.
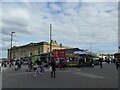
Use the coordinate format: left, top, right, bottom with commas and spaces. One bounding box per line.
1, 0, 119, 58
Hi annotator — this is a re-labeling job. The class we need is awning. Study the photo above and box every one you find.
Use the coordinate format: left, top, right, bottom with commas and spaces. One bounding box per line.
73, 51, 87, 55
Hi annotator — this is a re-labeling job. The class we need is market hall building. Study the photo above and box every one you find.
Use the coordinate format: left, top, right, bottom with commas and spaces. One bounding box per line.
7, 40, 71, 61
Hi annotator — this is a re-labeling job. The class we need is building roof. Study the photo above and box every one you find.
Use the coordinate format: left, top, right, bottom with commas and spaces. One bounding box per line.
8, 40, 70, 50
9, 41, 49, 50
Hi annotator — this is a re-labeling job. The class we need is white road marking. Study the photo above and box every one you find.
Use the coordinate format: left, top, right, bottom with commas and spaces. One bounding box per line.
74, 72, 104, 79
5, 72, 33, 76
44, 68, 82, 72
2, 67, 8, 71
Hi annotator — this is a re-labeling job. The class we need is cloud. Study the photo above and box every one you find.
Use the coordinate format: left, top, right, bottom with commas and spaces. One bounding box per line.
1, 2, 118, 58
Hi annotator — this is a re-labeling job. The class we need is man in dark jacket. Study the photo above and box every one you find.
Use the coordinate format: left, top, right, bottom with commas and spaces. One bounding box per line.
50, 61, 56, 78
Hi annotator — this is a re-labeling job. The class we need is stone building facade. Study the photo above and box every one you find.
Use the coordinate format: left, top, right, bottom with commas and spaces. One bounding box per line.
8, 40, 70, 60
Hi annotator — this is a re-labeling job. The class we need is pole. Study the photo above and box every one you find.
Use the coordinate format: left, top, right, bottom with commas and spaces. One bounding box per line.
19, 42, 20, 60
90, 43, 92, 53
10, 32, 15, 64
90, 43, 93, 59
50, 24, 52, 62
38, 47, 40, 60
10, 33, 12, 63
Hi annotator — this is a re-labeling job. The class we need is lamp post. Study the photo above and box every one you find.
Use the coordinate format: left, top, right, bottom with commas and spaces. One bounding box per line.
50, 24, 52, 62
60, 43, 62, 60
90, 43, 92, 54
38, 47, 40, 60
89, 43, 93, 61
10, 32, 15, 64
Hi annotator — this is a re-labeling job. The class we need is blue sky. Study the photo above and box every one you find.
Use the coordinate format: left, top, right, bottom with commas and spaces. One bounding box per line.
1, 0, 119, 58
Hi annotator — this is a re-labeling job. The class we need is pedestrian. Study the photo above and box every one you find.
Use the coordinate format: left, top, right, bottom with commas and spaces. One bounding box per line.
50, 61, 56, 78
15, 61, 18, 70
36, 59, 40, 66
9, 61, 12, 68
113, 59, 115, 64
30, 60, 33, 71
0, 62, 1, 72
27, 60, 32, 72
62, 60, 66, 70
78, 59, 81, 68
99, 58, 103, 68
18, 60, 21, 70
13, 61, 16, 66
33, 62, 37, 78
90, 58, 94, 67
82, 58, 85, 67
108, 58, 110, 64
60, 59, 62, 70
39, 61, 44, 74
36, 59, 40, 73
115, 59, 119, 70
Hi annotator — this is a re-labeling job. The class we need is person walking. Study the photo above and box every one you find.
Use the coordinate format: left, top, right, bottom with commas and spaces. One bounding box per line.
99, 58, 103, 68
39, 61, 44, 74
36, 59, 40, 73
18, 60, 21, 70
50, 61, 56, 78
15, 61, 18, 70
29, 60, 33, 72
33, 62, 37, 78
90, 58, 94, 67
27, 60, 33, 72
9, 62, 12, 68
60, 59, 62, 70
62, 59, 66, 70
115, 59, 119, 70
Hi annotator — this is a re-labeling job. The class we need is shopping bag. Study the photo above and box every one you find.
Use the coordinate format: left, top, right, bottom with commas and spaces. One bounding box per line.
49, 66, 52, 71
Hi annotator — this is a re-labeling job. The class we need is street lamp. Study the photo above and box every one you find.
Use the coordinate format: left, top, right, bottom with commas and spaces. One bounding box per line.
38, 47, 41, 60
10, 32, 15, 63
50, 24, 52, 62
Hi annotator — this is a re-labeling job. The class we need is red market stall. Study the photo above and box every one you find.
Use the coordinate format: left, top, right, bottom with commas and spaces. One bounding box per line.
52, 49, 66, 68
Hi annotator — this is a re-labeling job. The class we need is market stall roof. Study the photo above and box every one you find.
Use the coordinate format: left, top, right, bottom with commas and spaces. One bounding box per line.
73, 51, 87, 55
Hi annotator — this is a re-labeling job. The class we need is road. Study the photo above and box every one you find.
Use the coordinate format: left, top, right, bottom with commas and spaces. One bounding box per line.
2, 63, 119, 88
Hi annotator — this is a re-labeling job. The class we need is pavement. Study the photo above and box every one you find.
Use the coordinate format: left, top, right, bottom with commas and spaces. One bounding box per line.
2, 63, 119, 88
1, 67, 8, 71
